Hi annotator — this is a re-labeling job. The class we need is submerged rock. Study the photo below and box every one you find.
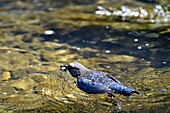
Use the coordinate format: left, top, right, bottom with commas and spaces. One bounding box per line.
31, 73, 47, 83
106, 55, 137, 62
1, 71, 11, 81
94, 55, 137, 62
10, 78, 37, 91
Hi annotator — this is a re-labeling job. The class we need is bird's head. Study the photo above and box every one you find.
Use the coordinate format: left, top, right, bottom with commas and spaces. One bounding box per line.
60, 62, 91, 78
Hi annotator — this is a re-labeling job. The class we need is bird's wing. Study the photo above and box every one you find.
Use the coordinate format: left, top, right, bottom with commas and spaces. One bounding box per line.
77, 78, 113, 94
91, 71, 122, 85
106, 74, 122, 85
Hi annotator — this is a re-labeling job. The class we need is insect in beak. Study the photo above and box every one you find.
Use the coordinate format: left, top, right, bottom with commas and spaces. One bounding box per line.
60, 65, 68, 72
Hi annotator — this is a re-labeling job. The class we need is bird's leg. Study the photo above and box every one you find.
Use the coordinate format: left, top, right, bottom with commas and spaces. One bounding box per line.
107, 93, 122, 112
113, 100, 122, 112
108, 93, 115, 99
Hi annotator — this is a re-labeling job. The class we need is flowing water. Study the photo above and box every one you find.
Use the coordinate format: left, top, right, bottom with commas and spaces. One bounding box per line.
0, 0, 170, 113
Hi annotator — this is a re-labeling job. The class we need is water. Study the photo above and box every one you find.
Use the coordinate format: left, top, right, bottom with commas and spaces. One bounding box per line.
0, 0, 170, 113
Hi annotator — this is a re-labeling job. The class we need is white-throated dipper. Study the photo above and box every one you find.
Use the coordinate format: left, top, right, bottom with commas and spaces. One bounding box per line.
60, 62, 140, 97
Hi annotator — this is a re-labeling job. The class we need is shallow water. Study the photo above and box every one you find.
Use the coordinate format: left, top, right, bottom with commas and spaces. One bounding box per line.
0, 0, 170, 113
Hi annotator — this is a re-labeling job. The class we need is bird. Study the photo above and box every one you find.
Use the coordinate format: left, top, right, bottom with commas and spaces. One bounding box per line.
60, 62, 140, 98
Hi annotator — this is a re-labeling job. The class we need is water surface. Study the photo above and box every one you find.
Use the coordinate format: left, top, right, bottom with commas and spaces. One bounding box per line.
0, 0, 170, 113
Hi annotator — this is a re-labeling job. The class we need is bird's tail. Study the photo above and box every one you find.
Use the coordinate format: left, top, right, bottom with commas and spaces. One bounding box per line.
119, 86, 141, 97
131, 90, 141, 95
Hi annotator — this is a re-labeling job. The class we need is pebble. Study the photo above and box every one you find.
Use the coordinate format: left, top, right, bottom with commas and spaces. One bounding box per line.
1, 71, 11, 81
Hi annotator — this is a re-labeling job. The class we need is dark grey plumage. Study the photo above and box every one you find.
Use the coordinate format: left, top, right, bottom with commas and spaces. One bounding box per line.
60, 62, 140, 97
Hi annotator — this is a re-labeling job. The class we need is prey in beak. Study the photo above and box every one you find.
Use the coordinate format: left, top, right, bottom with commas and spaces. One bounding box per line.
60, 65, 68, 72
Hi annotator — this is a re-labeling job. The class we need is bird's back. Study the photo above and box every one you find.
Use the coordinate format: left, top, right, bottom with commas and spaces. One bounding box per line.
78, 71, 140, 97
81, 71, 121, 86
